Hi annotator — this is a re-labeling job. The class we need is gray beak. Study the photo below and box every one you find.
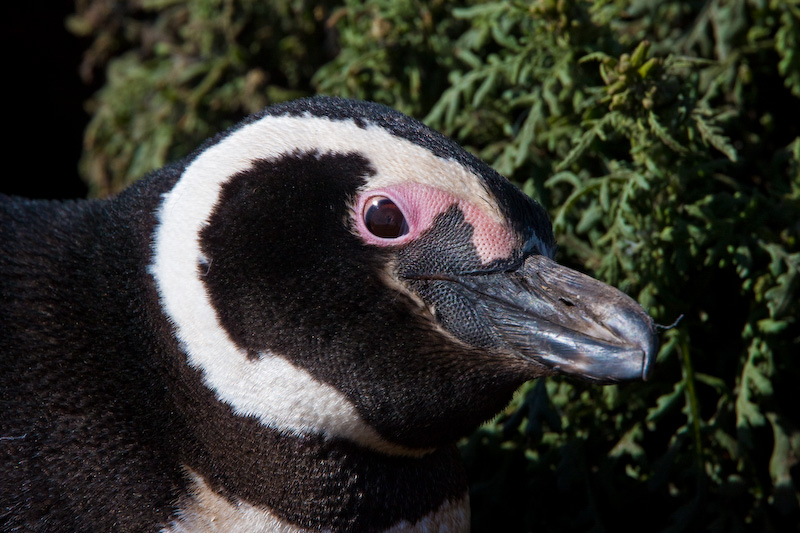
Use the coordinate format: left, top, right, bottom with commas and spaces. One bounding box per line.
455, 255, 657, 383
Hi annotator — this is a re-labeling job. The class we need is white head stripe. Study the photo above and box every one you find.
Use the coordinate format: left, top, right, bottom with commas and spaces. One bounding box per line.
149, 113, 494, 456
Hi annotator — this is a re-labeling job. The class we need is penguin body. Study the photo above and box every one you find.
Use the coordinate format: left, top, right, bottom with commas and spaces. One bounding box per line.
1, 97, 655, 531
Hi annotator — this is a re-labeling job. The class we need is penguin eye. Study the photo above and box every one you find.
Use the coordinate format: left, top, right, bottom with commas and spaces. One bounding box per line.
363, 196, 409, 239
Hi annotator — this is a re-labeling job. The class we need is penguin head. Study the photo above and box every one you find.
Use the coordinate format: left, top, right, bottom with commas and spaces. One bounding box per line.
150, 97, 656, 453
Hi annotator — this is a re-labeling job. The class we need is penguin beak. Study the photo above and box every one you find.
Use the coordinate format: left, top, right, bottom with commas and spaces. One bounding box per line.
449, 255, 657, 383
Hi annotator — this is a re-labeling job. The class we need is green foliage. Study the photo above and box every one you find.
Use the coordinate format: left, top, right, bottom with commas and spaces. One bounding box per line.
70, 0, 800, 530
68, 0, 339, 195
312, 0, 466, 116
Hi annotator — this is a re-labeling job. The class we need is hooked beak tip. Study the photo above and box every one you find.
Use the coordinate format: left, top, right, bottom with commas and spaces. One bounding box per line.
641, 326, 659, 381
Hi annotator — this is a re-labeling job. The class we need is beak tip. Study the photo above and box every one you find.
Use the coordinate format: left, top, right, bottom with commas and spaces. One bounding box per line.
642, 358, 654, 381
598, 314, 659, 384
637, 318, 659, 382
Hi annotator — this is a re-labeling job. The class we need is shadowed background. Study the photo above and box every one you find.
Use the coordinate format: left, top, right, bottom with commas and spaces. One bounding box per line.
3, 1, 90, 199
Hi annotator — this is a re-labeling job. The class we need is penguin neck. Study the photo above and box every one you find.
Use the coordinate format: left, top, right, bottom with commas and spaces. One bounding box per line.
173, 377, 470, 531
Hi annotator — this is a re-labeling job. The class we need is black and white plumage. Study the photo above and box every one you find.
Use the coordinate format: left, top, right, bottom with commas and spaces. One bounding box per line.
0, 97, 656, 531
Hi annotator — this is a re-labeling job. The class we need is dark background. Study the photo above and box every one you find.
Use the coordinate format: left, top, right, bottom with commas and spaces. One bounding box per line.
2, 1, 92, 199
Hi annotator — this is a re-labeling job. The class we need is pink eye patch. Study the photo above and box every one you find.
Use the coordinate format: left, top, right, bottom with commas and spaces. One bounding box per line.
354, 183, 517, 264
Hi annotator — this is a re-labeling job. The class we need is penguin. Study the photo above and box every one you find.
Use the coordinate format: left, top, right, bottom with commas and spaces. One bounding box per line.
0, 96, 656, 532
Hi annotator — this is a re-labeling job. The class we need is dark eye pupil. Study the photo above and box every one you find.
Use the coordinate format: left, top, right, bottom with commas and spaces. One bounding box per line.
364, 197, 409, 238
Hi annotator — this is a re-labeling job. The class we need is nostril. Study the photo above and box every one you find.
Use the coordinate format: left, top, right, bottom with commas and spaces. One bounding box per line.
559, 296, 576, 307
